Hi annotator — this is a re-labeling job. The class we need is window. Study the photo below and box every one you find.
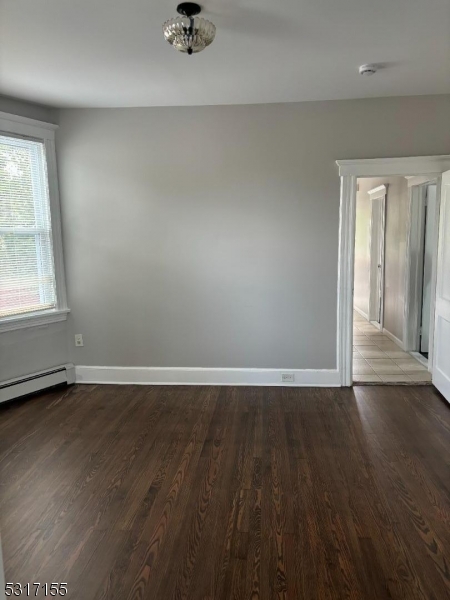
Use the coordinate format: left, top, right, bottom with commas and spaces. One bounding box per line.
0, 113, 68, 331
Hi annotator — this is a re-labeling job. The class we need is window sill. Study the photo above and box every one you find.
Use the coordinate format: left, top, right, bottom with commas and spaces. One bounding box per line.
0, 308, 70, 333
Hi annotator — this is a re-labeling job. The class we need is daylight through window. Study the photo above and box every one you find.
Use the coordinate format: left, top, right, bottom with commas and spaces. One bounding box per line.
0, 134, 57, 319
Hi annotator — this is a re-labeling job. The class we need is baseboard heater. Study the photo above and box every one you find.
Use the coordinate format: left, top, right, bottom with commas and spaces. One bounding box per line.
0, 364, 75, 405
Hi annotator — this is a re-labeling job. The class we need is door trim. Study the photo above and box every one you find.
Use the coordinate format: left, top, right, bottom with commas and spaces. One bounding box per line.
336, 155, 450, 387
403, 178, 440, 370
433, 170, 450, 402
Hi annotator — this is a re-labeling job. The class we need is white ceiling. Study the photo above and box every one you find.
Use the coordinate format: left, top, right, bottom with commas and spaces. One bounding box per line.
1, 0, 449, 108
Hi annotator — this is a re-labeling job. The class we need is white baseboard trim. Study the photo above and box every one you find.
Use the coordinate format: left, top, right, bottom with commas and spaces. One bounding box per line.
382, 328, 404, 349
409, 351, 429, 369
75, 366, 341, 387
0, 363, 75, 404
353, 306, 369, 321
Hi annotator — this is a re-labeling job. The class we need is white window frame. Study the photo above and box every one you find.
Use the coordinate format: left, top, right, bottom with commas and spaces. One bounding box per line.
0, 111, 69, 333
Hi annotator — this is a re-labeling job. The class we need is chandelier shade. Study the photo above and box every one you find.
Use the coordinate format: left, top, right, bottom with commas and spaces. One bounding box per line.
163, 3, 216, 55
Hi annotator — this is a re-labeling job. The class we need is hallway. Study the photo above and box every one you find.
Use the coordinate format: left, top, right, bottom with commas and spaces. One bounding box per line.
353, 312, 431, 383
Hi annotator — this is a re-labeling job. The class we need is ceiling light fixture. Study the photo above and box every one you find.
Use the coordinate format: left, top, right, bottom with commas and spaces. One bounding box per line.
163, 3, 216, 55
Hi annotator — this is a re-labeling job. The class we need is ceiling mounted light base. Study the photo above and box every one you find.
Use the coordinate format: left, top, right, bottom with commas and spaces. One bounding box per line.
163, 3, 216, 55
176, 3, 201, 17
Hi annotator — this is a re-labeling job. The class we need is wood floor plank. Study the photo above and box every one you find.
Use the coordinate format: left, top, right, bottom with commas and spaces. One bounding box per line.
0, 383, 449, 600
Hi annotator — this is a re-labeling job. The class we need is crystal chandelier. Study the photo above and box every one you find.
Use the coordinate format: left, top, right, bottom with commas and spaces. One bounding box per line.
163, 3, 216, 55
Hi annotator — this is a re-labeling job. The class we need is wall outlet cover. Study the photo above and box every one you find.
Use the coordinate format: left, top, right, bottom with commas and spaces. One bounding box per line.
281, 373, 295, 382
75, 334, 84, 347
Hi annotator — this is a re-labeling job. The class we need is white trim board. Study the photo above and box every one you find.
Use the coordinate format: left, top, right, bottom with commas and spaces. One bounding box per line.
409, 351, 428, 369
368, 184, 387, 198
0, 308, 69, 333
337, 156, 450, 177
75, 366, 340, 387
337, 175, 357, 386
382, 328, 404, 349
406, 175, 441, 187
0, 111, 58, 139
353, 305, 369, 321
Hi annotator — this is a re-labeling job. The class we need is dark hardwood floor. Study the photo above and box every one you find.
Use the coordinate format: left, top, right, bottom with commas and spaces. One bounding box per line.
0, 384, 449, 600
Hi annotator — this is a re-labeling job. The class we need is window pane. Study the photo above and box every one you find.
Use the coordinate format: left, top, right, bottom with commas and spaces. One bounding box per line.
0, 135, 57, 318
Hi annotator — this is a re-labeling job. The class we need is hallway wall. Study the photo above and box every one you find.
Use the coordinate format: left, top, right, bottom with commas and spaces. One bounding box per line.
354, 176, 409, 344
383, 178, 409, 343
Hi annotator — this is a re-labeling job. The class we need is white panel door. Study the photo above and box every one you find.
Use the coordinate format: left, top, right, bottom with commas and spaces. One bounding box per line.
433, 170, 450, 402
368, 196, 386, 325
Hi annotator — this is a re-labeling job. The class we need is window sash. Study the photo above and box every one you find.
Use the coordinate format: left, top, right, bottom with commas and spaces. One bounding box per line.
0, 130, 60, 321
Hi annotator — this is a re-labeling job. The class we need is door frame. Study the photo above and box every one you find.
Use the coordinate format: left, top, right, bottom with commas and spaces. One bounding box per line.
403, 177, 439, 366
367, 185, 387, 328
336, 155, 450, 386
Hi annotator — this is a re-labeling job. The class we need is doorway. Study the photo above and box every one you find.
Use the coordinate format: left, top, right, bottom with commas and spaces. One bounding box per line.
368, 186, 386, 329
404, 178, 439, 367
353, 176, 428, 383
336, 155, 450, 395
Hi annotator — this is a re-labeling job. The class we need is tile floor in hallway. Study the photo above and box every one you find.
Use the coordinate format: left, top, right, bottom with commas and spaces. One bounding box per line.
353, 311, 432, 383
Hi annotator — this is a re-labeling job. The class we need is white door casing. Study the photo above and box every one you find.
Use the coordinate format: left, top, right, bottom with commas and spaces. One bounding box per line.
336, 155, 450, 387
403, 178, 440, 365
421, 184, 437, 353
433, 170, 450, 402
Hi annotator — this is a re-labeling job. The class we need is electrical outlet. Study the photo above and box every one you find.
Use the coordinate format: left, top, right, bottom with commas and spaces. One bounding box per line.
281, 373, 295, 383
75, 334, 84, 347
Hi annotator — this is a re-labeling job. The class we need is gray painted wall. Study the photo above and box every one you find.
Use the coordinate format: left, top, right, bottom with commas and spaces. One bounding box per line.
383, 177, 409, 342
0, 94, 58, 124
0, 96, 68, 382
354, 176, 409, 343
57, 95, 450, 369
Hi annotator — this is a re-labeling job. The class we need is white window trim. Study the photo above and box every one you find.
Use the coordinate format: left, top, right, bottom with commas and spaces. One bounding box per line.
0, 111, 69, 333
